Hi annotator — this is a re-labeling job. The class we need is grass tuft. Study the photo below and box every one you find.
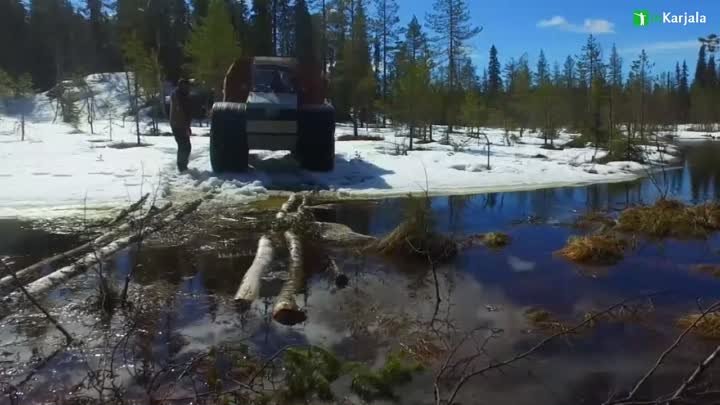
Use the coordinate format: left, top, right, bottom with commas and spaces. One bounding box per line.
370, 194, 457, 261
575, 211, 616, 230
678, 312, 720, 340
694, 264, 720, 278
617, 199, 720, 239
557, 233, 626, 265
483, 232, 511, 248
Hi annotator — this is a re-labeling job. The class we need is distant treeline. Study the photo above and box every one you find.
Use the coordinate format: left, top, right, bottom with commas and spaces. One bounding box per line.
1, 0, 719, 149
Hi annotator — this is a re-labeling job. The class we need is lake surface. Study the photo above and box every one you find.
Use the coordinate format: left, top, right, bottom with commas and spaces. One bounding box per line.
1, 142, 720, 404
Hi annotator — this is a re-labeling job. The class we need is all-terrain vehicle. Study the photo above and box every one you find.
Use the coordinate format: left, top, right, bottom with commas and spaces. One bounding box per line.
210, 57, 335, 172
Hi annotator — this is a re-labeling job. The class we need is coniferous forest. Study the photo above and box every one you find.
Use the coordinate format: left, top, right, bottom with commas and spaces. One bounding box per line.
1, 0, 719, 156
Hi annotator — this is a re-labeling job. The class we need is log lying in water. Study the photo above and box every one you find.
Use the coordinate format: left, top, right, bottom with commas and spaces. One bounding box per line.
316, 222, 377, 247
272, 231, 307, 326
107, 193, 150, 226
234, 235, 276, 305
0, 199, 202, 315
276, 193, 300, 220
0, 202, 173, 297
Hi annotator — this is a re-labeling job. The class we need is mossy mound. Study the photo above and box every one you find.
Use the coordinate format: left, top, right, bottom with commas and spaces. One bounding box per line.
617, 199, 720, 239
557, 233, 626, 265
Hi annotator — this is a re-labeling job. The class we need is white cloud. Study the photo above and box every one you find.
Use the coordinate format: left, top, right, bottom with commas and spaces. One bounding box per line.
620, 40, 699, 55
537, 15, 615, 34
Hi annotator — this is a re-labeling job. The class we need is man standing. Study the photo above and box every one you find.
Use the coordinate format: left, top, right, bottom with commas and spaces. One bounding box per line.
170, 79, 192, 172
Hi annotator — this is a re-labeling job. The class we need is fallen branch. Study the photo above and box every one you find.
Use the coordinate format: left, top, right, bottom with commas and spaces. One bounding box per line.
272, 231, 306, 326
0, 202, 172, 297
441, 292, 670, 405
234, 235, 276, 305
0, 200, 201, 317
107, 193, 149, 226
327, 256, 348, 288
0, 259, 73, 345
606, 301, 720, 405
666, 344, 720, 404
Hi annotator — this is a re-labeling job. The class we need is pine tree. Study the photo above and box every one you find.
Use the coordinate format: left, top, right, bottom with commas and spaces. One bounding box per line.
372, 0, 400, 126
0, 0, 29, 77
294, 0, 316, 64
186, 0, 241, 96
426, 0, 481, 133
274, 0, 293, 56
486, 45, 502, 105
345, 0, 375, 136
607, 44, 622, 142
392, 57, 431, 151
228, 0, 250, 50
251, 0, 273, 55
192, 0, 210, 19
628, 49, 652, 142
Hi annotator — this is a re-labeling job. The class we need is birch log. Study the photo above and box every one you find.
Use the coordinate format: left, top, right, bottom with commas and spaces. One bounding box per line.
275, 193, 300, 220
234, 235, 276, 304
0, 202, 172, 297
272, 231, 307, 326
0, 199, 201, 316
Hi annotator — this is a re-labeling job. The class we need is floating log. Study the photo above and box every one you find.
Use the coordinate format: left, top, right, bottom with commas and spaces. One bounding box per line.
234, 235, 276, 305
0, 199, 202, 316
0, 202, 173, 297
316, 222, 376, 246
272, 231, 307, 326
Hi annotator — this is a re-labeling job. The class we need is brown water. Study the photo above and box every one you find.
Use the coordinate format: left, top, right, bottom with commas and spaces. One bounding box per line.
1, 143, 720, 404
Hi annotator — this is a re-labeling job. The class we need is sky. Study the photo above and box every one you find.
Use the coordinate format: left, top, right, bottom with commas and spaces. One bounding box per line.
394, 0, 720, 77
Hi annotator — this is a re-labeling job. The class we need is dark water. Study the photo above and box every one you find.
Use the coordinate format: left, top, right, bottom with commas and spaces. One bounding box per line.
2, 142, 720, 404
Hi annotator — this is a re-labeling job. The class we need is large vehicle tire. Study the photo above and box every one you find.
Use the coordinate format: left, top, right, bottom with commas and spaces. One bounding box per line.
296, 104, 336, 172
210, 102, 248, 173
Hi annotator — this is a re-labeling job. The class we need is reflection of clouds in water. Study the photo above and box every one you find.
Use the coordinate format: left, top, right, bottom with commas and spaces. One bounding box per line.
508, 255, 536, 272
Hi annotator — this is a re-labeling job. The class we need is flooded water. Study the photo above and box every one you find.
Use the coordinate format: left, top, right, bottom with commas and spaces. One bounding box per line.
2, 142, 720, 405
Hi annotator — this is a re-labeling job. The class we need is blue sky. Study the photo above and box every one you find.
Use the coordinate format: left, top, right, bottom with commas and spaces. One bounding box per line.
394, 0, 720, 77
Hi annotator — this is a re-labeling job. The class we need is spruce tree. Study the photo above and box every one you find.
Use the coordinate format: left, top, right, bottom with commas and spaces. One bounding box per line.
486, 45, 502, 105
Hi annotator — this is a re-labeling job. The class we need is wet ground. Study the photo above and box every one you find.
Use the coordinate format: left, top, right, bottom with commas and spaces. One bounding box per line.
1, 143, 720, 404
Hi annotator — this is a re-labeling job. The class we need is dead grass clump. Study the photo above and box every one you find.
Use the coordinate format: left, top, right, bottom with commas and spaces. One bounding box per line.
694, 264, 720, 278
575, 211, 616, 230
483, 232, 511, 248
524, 308, 565, 332
678, 312, 720, 339
617, 199, 720, 239
557, 234, 626, 265
370, 194, 457, 261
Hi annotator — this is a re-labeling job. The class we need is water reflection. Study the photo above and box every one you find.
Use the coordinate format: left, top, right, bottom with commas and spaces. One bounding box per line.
2, 143, 720, 404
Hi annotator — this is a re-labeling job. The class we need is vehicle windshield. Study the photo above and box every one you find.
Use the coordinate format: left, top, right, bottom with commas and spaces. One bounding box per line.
253, 65, 296, 93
